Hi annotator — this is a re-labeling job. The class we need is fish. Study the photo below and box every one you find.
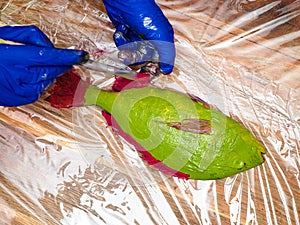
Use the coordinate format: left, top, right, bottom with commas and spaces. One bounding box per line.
47, 69, 266, 180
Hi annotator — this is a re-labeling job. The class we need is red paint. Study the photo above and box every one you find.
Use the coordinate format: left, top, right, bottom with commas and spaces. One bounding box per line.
94, 49, 106, 56
46, 68, 89, 108
102, 110, 113, 126
91, 49, 106, 59
112, 72, 150, 92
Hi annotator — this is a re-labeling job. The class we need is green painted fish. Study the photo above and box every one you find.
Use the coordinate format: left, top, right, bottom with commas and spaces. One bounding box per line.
48, 69, 266, 180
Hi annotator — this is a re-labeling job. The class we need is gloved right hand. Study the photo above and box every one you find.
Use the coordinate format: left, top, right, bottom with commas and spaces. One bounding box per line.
0, 25, 87, 107
103, 0, 176, 74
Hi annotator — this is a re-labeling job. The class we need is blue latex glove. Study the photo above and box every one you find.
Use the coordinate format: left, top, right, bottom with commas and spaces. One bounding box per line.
103, 0, 175, 74
0, 25, 87, 106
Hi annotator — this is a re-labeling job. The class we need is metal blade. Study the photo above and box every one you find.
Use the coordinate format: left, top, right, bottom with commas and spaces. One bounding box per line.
80, 59, 138, 80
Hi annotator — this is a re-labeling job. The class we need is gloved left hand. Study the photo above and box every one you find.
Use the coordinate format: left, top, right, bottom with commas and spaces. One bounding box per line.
0, 25, 87, 107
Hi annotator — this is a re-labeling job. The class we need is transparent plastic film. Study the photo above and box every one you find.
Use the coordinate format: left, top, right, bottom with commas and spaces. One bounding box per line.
0, 0, 299, 224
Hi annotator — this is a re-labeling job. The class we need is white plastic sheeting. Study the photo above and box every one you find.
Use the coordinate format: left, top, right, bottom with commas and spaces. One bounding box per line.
0, 0, 299, 224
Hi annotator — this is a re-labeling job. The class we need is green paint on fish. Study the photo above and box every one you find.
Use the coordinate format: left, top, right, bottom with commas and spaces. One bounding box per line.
84, 84, 266, 180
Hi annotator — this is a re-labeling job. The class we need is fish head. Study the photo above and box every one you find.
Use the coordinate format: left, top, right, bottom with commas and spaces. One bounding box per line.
188, 121, 266, 180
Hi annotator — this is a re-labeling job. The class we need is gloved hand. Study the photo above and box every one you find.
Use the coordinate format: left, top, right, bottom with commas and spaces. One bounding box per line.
103, 0, 175, 74
0, 25, 87, 107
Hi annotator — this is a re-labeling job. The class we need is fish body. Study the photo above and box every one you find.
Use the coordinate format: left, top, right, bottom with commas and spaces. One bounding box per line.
83, 81, 266, 180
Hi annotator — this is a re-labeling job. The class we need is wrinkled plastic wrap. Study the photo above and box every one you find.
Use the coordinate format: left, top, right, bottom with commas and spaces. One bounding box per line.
0, 0, 299, 224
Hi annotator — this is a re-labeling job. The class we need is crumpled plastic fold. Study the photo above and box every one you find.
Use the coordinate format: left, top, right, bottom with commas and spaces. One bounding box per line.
0, 0, 299, 224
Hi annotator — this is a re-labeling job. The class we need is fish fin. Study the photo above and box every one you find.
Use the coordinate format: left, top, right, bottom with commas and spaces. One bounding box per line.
188, 93, 210, 109
112, 73, 151, 92
101, 111, 112, 126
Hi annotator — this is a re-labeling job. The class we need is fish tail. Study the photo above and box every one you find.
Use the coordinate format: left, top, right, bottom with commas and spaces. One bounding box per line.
46, 68, 90, 108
